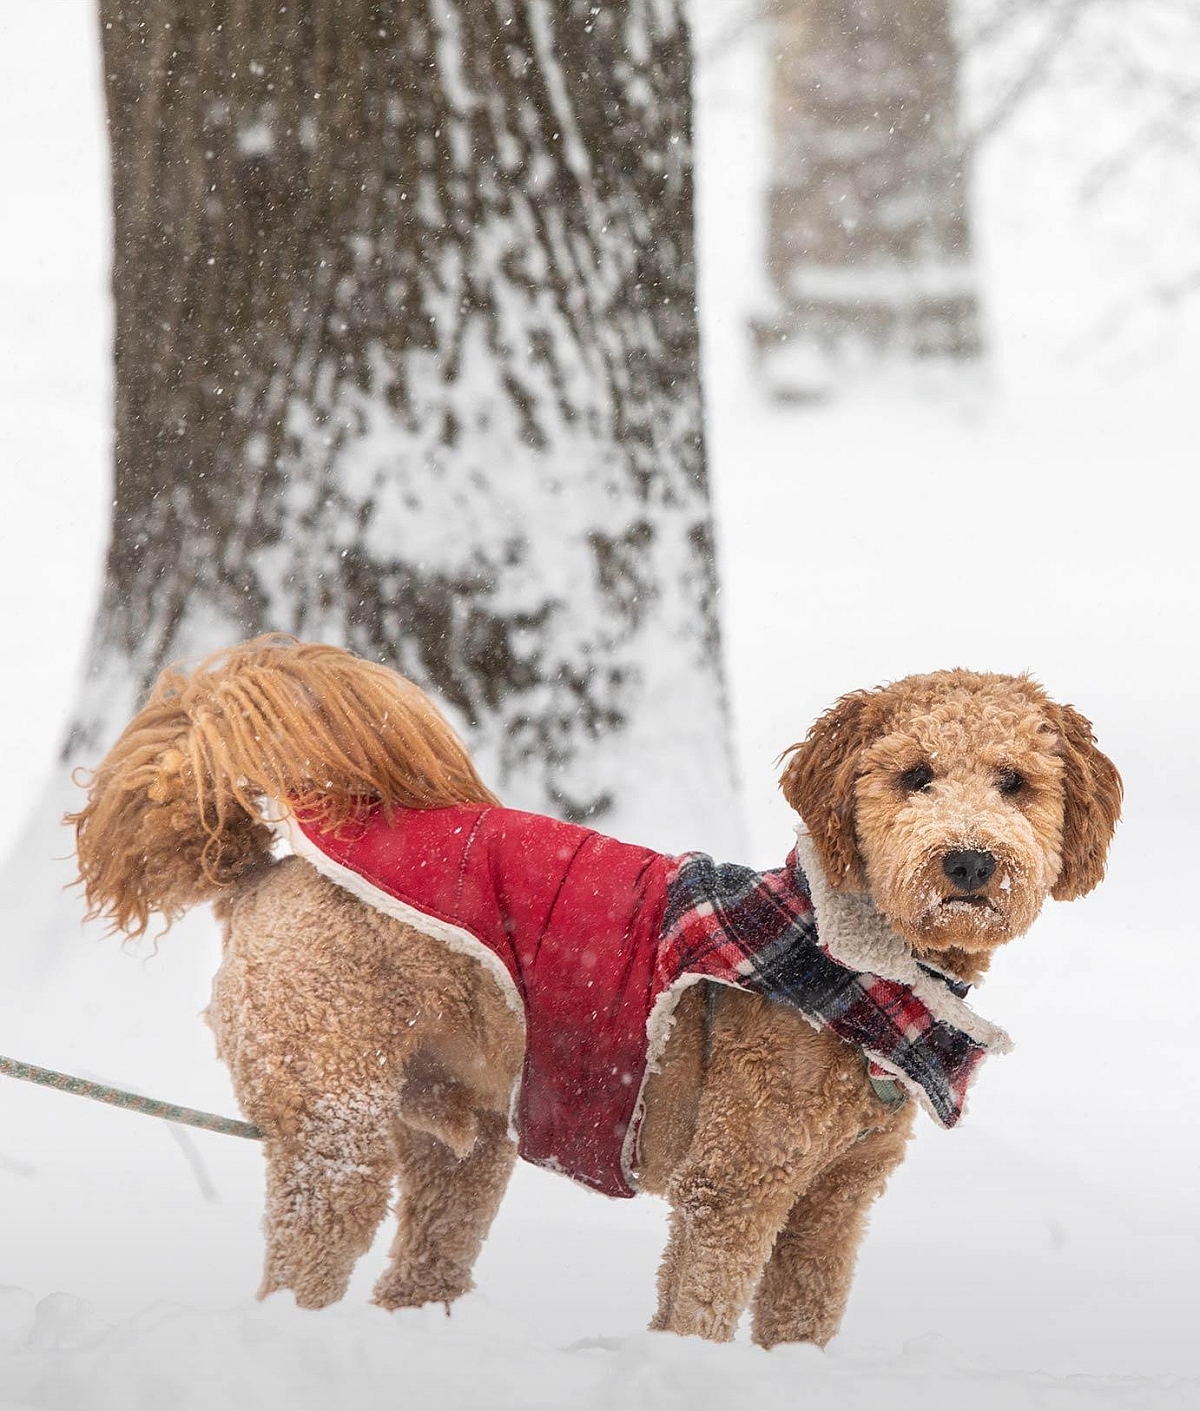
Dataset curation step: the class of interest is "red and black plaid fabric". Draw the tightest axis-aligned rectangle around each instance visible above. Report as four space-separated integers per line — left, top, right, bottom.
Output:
659 851 987 1127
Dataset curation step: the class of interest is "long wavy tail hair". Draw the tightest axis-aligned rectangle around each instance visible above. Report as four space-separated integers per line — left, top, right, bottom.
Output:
68 635 499 938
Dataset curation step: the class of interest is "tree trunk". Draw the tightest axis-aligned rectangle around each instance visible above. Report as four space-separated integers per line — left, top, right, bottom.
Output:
753 0 983 398
83 0 737 845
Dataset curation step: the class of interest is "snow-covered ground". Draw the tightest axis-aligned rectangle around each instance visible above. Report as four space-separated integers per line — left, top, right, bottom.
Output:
1 3 1198 1407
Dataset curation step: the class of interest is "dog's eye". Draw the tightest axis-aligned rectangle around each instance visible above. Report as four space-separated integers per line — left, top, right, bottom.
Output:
899 764 934 793
997 769 1025 796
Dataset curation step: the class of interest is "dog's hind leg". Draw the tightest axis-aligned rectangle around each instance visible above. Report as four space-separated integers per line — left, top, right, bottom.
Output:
257 1094 397 1310
372 1111 516 1312
750 1113 912 1348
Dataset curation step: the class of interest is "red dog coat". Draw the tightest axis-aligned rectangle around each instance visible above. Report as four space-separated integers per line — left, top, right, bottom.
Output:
286 803 1010 1198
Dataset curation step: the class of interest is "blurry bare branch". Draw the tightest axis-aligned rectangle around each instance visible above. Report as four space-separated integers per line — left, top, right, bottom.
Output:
966 0 1094 150
695 0 766 62
0 1150 36 1178
962 0 1200 146
1080 81 1200 201
960 0 1200 346
959 0 1040 51
167 1124 220 1204
1063 261 1200 373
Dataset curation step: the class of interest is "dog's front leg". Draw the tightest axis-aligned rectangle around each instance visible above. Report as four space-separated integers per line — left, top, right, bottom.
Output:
653 1147 802 1342
751 1110 912 1347
650 993 855 1343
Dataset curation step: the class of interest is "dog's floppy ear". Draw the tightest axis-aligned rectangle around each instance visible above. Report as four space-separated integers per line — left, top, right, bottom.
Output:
1047 702 1122 901
779 690 882 891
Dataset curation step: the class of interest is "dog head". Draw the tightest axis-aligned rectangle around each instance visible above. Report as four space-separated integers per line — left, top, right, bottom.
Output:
780 671 1121 961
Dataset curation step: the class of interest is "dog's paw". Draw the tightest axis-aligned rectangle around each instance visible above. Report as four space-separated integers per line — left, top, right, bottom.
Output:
372 1268 473 1312
257 1277 346 1311
649 1298 739 1343
258 1257 354 1310
751 1317 828 1350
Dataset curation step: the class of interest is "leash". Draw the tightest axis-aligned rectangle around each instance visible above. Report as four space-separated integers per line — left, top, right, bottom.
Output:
0 1053 263 1141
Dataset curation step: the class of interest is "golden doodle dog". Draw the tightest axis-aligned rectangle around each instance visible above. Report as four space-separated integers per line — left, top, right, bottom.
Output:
70 637 1120 1346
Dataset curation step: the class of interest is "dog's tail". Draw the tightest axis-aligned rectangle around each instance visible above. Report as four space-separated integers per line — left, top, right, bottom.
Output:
68 634 499 938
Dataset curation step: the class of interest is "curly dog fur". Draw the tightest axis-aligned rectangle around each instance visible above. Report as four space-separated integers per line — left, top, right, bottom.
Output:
70 637 1121 1345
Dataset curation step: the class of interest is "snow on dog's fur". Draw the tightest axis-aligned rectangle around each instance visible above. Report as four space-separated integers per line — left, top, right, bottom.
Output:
70 637 1120 1346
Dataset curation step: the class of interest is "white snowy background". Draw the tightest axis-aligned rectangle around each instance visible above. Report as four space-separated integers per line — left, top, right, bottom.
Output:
0 3 1197 1408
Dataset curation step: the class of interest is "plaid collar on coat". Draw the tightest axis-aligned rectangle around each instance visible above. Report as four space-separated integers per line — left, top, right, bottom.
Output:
656 836 1011 1127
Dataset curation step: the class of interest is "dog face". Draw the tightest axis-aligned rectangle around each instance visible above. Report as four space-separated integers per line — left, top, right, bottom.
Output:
781 671 1122 957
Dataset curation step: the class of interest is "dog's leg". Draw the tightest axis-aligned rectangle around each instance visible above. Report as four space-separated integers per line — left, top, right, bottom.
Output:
257 1098 397 1310
650 995 862 1343
651 1133 802 1342
750 1116 912 1348
372 1110 516 1312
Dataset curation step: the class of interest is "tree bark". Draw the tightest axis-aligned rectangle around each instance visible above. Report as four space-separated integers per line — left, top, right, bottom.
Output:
83 0 736 839
754 0 982 395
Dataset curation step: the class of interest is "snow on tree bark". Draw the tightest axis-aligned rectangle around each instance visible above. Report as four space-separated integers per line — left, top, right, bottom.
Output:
753 0 983 397
83 0 737 842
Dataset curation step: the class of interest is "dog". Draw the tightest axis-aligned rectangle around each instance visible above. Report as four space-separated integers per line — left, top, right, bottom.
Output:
69 637 1121 1345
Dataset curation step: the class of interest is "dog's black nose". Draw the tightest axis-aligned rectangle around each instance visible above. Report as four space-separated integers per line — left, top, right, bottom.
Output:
942 849 996 892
